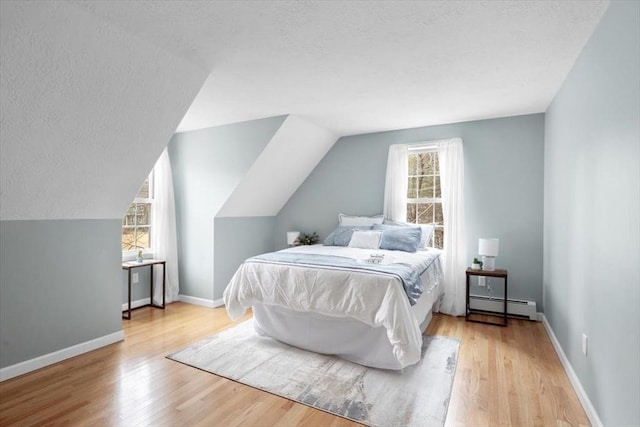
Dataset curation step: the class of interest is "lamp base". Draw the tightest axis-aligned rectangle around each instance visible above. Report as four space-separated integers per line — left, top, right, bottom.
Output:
482 256 496 271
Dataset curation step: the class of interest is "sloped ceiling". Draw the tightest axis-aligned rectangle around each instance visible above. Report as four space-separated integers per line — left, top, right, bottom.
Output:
217 115 338 217
1 1 609 221
0 1 208 220
77 0 608 135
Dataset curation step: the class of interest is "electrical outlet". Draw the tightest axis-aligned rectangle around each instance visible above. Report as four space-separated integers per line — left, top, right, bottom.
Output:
582 334 588 356
478 277 486 287
133 273 139 284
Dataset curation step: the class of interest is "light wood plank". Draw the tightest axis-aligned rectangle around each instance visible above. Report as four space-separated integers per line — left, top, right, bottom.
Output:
0 303 590 426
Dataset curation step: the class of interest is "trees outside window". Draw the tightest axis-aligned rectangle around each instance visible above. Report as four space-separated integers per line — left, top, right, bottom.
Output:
122 173 153 252
406 150 443 248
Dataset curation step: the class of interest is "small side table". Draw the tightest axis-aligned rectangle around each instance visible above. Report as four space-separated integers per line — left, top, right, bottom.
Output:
465 268 508 327
122 259 166 320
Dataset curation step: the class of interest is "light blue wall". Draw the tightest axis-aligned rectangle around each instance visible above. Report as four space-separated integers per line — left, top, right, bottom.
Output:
0 219 122 369
213 216 276 300
544 1 639 425
121 268 152 304
168 116 286 301
275 114 545 307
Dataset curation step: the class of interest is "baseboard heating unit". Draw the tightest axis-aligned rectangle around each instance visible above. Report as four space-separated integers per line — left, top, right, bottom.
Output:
469 295 538 321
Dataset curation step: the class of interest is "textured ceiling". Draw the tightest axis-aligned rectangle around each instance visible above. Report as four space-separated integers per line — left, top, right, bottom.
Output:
79 1 608 135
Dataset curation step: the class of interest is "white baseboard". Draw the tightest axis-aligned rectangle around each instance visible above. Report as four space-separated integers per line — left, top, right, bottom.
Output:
121 297 151 311
542 315 602 427
178 294 224 308
0 330 124 382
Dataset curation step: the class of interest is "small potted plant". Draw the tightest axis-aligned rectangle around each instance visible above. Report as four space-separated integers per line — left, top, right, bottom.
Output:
137 250 144 263
295 232 320 246
471 257 483 270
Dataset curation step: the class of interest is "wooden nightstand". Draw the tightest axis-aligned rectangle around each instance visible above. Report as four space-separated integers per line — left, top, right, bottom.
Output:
465 268 508 327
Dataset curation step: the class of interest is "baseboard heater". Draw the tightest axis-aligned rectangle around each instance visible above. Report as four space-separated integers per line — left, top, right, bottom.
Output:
469 295 537 321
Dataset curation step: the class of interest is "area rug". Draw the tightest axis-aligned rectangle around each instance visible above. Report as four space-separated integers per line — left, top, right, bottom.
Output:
167 320 459 427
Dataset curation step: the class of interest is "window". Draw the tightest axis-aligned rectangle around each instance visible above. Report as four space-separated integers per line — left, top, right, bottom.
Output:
122 173 153 253
406 148 444 248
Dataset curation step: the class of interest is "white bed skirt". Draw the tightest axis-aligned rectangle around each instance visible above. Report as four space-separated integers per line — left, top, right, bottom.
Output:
252 282 442 370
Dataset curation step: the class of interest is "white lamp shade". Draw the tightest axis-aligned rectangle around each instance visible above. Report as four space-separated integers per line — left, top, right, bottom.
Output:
287 231 300 245
479 238 499 256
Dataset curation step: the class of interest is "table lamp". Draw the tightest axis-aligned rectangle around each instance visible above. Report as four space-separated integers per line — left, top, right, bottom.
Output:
287 231 300 246
479 238 499 271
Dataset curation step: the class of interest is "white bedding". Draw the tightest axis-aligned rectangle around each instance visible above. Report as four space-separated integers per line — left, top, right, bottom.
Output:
223 244 443 369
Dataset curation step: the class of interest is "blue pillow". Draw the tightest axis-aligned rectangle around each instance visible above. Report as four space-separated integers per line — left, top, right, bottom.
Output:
376 226 422 252
324 226 372 246
377 221 432 249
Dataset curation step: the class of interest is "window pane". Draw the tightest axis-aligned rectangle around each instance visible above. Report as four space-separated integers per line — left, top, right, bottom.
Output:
122 228 136 251
406 203 417 223
424 152 436 175
407 177 417 198
419 176 435 198
137 178 149 199
408 154 417 175
416 203 433 224
434 176 441 198
415 153 424 175
136 203 151 226
123 204 136 226
435 203 444 225
433 227 444 249
135 226 150 250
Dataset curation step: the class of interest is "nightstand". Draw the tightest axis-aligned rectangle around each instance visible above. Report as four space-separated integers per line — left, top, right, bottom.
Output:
465 268 508 327
122 259 166 319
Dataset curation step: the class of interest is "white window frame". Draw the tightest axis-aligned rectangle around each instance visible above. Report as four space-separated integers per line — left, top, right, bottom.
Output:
122 171 154 259
406 144 444 248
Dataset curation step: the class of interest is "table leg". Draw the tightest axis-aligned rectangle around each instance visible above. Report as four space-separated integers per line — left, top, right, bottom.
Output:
465 274 470 321
162 262 166 309
150 264 154 307
504 275 508 326
123 269 131 320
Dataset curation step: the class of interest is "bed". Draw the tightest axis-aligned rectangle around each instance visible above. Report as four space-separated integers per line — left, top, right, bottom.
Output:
223 237 444 370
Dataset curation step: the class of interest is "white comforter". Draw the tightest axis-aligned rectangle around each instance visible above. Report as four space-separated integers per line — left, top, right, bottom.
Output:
223 244 442 368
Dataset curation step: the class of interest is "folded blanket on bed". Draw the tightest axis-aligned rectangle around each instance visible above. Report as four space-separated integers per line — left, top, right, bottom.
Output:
247 252 431 305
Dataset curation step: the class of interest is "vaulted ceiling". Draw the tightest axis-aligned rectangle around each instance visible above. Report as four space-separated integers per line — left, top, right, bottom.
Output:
1 1 609 221
78 0 609 135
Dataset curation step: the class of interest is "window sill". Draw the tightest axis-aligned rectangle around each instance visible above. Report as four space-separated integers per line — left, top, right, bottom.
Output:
122 251 153 262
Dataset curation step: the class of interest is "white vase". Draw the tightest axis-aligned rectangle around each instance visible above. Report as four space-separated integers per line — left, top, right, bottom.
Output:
471 263 481 270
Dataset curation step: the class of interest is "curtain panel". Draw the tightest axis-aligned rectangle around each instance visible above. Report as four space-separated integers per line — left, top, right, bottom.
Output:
151 148 180 305
383 144 408 222
382 138 466 316
437 138 466 316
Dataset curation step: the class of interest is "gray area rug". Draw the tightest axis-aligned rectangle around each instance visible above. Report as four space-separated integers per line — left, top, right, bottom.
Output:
167 320 459 427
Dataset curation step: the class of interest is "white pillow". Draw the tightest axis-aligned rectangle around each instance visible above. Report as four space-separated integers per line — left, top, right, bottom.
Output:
348 230 383 249
419 224 435 248
339 213 384 227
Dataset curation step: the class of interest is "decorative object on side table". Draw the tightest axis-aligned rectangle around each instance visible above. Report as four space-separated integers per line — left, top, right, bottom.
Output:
137 250 144 263
478 238 499 271
471 257 482 270
366 253 385 264
295 232 319 246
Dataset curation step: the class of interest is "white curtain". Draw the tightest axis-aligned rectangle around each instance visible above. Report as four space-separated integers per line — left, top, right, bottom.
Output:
151 148 180 305
437 138 467 316
383 144 408 222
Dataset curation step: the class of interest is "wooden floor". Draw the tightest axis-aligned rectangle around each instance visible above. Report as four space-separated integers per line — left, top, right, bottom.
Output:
0 302 589 426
